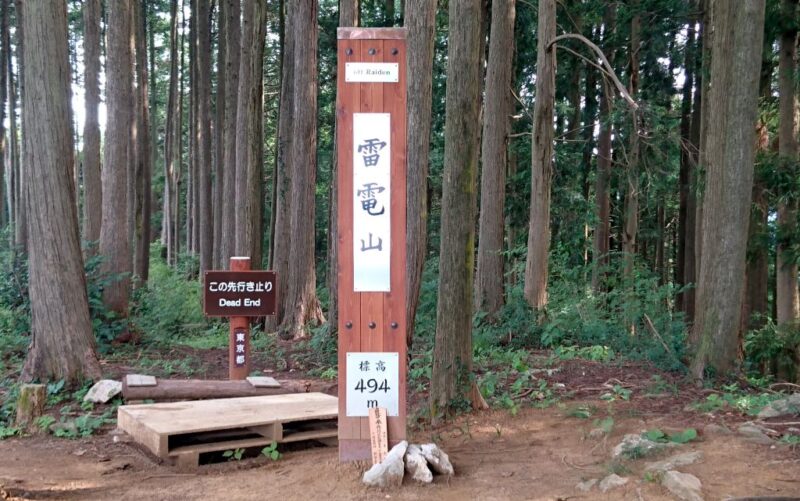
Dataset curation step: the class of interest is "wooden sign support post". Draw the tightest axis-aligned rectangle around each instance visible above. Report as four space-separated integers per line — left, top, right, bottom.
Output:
336 27 408 461
228 257 251 380
203 258 277 381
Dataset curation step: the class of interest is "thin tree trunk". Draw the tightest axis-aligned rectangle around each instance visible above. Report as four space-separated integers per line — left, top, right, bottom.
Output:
163 0 179 264
591 5 616 293
133 0 152 283
777 0 800 326
13 0 26 252
82 0 101 251
213 0 226 269
269 0 294 330
0 0 8 229
220 0 240 268
622 3 640 284
197 0 212 273
475 0 515 316
20 0 101 383
280 0 324 339
404 0 436 346
523 0 556 309
100 0 133 316
690 0 765 379
431 0 484 418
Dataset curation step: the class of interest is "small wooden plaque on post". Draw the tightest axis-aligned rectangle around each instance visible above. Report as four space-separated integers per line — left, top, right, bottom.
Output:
368 407 389 465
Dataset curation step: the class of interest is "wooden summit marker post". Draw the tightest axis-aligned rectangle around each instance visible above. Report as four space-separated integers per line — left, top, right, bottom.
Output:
336 27 407 461
204 257 277 380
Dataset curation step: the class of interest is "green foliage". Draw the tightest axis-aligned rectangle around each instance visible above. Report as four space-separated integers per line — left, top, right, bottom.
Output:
643 428 697 444
0 424 17 439
223 448 245 461
744 318 800 379
690 384 780 416
261 441 281 461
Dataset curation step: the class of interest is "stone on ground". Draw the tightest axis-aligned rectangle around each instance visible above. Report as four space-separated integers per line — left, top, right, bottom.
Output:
661 470 703 501
599 474 628 492
575 478 597 492
736 423 773 445
702 424 731 436
757 393 800 419
15 384 46 431
612 433 675 459
419 443 454 476
645 451 703 473
84 380 122 404
362 440 408 488
404 444 433 483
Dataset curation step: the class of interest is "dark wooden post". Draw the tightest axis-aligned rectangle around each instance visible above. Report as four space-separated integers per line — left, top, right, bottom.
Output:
229 256 251 379
336 27 408 461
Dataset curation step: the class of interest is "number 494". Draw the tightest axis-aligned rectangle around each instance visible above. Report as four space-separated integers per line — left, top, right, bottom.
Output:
354 378 390 393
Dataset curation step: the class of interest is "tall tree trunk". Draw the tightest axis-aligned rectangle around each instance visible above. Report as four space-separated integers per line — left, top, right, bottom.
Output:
591 5 616 292
431 0 483 418
385 0 394 26
280 0 324 339
268 0 294 330
475 0 515 316
622 2 640 284
404 0 436 346
677 14 697 313
12 0 25 252
220 0 240 269
340 0 359 26
163 0 179 265
581 26 598 266
0 0 7 229
777 0 800 326
744 119 771 332
133 0 152 284
212 0 225 269
82 0 101 251
523 0 556 309
100 0 133 316
197 0 212 273
690 0 765 379
19 0 101 384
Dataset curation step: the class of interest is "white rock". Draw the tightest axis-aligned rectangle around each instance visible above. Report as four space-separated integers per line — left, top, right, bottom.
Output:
757 393 800 419
612 434 674 459
575 479 597 492
83 380 122 404
661 470 703 501
645 451 703 473
599 474 628 492
588 427 607 440
404 444 433 483
419 443 454 476
363 441 408 488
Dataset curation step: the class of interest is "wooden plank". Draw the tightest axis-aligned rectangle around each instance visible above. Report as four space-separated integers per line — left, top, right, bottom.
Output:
383 35 408 444
118 393 337 445
246 376 281 388
337 27 407 40
337 36 362 450
125 374 157 387
368 407 388 465
121 377 315 401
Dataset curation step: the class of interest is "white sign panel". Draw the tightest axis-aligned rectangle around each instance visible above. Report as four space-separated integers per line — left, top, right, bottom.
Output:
345 62 399 83
346 352 399 417
353 113 391 292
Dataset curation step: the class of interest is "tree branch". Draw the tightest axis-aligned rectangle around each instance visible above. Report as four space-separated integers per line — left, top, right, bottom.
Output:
548 33 639 110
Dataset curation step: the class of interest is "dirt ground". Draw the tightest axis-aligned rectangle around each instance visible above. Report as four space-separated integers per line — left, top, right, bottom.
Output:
2 400 800 500
2 354 800 500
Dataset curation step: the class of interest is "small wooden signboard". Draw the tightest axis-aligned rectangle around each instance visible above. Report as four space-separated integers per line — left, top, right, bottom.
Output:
368 407 388 465
336 27 408 461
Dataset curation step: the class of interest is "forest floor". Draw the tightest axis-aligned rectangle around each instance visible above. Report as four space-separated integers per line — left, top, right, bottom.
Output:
1 346 800 500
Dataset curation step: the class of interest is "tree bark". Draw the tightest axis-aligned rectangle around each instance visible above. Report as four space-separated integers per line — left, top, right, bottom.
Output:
404 0 436 346
133 0 152 284
280 0 324 339
12 0 25 252
340 0 359 26
163 0 180 265
234 0 265 265
268 0 294 330
212 0 226 269
82 0 101 251
523 0 556 309
475 0 515 317
690 0 765 379
777 0 800 326
99 0 133 316
0 0 8 229
197 0 212 273
220 0 240 269
19 0 101 383
591 5 616 293
622 2 640 284
431 0 483 418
